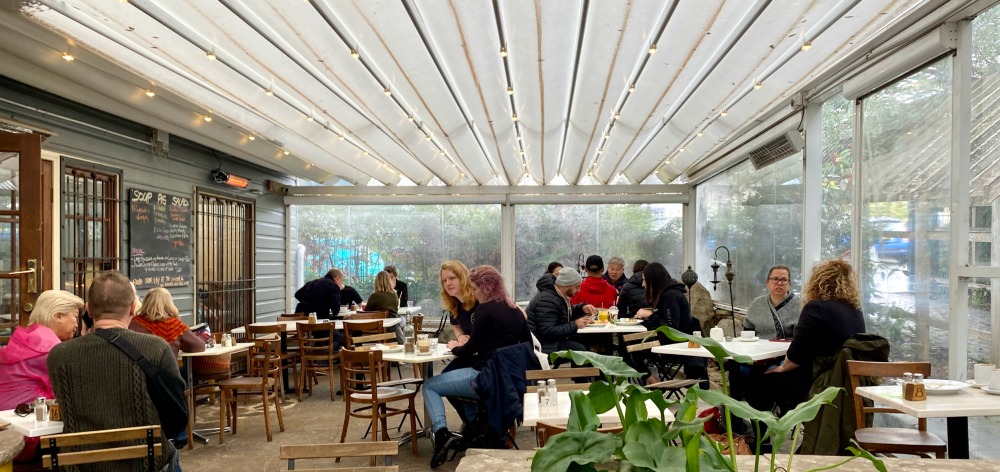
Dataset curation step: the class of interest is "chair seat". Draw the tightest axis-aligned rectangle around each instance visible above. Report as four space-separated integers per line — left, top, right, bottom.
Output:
856 427 947 450
349 387 416 401
218 376 276 389
377 377 424 389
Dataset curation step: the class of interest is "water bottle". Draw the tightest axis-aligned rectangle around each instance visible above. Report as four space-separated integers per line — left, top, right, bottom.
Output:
403 313 415 354
34 397 48 422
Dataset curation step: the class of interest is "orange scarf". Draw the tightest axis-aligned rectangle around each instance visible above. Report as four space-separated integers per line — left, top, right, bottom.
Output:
133 316 189 343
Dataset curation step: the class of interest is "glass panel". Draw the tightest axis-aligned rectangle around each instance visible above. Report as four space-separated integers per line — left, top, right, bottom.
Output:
970 6 1000 271
821 94 854 260
860 57 951 375
695 154 803 305
0 150 18 332
513 204 683 301
295 205 500 317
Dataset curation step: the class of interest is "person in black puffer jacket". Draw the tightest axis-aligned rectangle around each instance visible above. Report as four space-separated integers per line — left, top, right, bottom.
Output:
616 259 649 318
526 268 597 354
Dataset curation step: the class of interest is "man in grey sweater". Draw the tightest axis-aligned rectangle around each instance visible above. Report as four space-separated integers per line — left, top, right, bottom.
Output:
743 265 801 340
48 271 184 472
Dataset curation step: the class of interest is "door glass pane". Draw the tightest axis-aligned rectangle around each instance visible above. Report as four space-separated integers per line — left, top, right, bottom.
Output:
860 57 951 376
0 150 18 333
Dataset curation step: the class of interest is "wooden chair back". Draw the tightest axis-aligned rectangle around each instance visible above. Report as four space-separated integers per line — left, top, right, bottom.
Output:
246 323 283 341
535 421 622 447
279 441 399 471
847 360 932 430
340 349 384 400
622 330 660 351
526 367 600 392
41 425 162 471
343 320 386 349
352 310 388 320
297 322 336 356
278 313 308 321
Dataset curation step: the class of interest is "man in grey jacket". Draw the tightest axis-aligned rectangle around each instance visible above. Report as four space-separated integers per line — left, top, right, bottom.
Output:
526 268 597 354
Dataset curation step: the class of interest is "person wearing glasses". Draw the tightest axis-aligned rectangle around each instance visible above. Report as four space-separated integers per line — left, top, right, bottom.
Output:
744 265 801 341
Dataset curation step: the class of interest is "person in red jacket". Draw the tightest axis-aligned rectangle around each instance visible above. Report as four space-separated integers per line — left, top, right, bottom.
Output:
570 255 618 309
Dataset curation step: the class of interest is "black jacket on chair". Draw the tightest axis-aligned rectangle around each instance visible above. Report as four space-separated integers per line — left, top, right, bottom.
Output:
472 342 541 446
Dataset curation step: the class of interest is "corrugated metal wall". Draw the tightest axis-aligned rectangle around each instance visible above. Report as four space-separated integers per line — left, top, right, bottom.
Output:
0 76 293 324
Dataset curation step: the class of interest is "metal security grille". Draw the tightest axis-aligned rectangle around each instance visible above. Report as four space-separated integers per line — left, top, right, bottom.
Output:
195 191 255 335
61 166 123 300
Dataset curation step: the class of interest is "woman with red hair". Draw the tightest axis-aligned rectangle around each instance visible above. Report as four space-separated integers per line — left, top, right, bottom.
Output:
425 265 531 468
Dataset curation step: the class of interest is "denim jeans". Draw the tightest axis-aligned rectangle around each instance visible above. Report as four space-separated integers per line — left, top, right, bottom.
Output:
422 367 479 432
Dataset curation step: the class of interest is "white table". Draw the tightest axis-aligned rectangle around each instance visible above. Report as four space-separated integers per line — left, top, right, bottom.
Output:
856 384 1000 459
0 409 63 437
178 342 254 444
397 306 422 315
576 323 648 334
651 339 790 361
380 343 455 364
522 391 675 427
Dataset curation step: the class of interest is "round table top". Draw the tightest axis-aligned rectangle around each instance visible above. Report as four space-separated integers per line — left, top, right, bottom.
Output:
0 428 25 464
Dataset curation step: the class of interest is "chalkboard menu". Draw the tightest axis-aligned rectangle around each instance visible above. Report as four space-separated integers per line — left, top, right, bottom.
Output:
128 188 192 288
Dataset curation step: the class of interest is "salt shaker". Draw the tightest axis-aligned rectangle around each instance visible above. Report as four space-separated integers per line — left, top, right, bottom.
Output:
536 381 548 409
222 333 233 347
34 396 48 422
547 379 559 408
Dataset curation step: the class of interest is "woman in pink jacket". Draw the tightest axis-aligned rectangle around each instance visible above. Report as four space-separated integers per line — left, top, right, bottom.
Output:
0 290 84 463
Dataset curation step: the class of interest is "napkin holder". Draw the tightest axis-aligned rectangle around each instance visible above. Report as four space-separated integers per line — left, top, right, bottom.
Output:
903 382 926 401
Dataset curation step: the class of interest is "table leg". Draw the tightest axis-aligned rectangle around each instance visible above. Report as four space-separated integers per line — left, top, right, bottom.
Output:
186 359 194 449
946 417 969 459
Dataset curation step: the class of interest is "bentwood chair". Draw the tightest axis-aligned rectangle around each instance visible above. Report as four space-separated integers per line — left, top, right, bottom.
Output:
352 310 389 320
846 360 947 458
296 321 338 401
338 349 419 459
246 323 298 395
42 425 163 471
622 331 699 400
279 441 399 470
218 339 285 442
526 367 600 392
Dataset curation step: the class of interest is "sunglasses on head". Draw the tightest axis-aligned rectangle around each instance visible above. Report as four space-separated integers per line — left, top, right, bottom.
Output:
14 402 33 417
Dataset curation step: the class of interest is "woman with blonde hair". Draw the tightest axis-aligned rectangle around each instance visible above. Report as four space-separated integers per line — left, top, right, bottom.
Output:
748 260 866 416
0 290 84 462
365 271 399 317
439 260 477 347
130 287 205 355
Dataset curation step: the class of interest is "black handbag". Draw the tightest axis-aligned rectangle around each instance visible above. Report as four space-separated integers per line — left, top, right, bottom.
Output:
94 329 189 438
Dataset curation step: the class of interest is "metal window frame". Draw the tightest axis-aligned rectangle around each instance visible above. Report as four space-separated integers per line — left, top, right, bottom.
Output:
60 158 124 301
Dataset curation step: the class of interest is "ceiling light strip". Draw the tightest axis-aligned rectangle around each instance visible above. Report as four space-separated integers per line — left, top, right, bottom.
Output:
552 0 591 184
611 0 771 178
492 0 530 182
314 0 472 184
582 0 679 184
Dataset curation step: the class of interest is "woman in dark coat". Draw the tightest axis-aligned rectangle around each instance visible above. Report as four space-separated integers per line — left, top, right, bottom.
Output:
634 262 707 387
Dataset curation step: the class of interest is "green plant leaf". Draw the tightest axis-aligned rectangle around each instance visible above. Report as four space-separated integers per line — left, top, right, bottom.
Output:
694 388 778 427
621 420 685 471
531 430 620 472
587 379 619 414
846 441 887 472
770 387 842 451
550 350 644 377
653 326 755 365
566 390 601 432
623 390 650 430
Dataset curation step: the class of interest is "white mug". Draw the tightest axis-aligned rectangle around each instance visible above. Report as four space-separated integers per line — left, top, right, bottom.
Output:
709 327 725 342
974 363 996 385
741 330 755 340
991 369 1000 391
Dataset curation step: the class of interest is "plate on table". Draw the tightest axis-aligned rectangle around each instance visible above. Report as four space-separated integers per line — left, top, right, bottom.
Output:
372 344 403 353
616 319 643 326
587 322 608 328
737 336 760 342
967 380 989 388
922 379 969 394
983 386 1000 395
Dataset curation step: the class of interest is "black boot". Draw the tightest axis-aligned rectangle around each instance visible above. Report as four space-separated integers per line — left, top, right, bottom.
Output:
431 429 455 469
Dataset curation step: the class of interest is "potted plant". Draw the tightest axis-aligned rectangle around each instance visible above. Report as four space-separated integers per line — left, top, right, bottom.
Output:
531 326 886 472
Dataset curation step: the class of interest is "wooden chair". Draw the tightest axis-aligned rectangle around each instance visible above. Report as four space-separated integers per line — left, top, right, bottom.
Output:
41 425 163 471
338 349 419 459
526 367 600 392
218 339 285 442
352 310 388 320
846 360 947 458
279 441 398 471
278 313 308 351
623 331 698 400
535 421 623 447
297 321 338 401
247 323 298 394
343 320 387 350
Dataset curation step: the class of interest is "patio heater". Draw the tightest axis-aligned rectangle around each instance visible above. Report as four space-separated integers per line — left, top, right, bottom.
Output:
709 246 737 339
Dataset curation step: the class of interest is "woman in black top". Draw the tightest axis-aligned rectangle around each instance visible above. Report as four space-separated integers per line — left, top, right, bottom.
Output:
748 259 867 414
634 262 707 387
425 265 530 468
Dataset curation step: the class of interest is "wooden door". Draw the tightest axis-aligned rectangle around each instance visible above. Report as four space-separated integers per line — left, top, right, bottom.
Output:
0 131 44 332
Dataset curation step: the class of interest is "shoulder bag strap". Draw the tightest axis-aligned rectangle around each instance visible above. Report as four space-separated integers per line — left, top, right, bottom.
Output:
93 329 159 378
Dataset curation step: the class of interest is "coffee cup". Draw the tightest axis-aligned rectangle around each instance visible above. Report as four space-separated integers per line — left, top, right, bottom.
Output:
974 363 996 385
741 330 755 340
991 369 1000 391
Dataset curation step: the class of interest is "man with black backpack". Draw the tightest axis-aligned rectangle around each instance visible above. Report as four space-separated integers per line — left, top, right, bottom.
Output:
48 270 186 472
